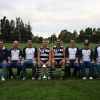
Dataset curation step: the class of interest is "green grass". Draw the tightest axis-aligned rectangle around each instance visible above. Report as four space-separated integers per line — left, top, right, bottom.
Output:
0 43 100 100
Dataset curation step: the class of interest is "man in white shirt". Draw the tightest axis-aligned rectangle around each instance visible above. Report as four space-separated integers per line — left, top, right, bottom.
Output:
80 41 94 80
7 41 22 79
94 45 100 79
65 38 79 79
21 39 37 80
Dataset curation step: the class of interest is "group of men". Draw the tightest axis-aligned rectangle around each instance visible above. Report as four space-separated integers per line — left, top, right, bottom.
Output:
0 38 100 81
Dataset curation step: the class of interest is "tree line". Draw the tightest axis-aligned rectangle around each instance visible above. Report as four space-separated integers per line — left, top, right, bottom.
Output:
0 16 100 43
0 16 32 42
57 28 100 43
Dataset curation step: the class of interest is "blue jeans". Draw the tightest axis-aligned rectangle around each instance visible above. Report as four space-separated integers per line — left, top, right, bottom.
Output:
21 59 37 77
96 61 100 77
66 60 79 77
7 60 21 76
0 62 7 78
80 61 94 77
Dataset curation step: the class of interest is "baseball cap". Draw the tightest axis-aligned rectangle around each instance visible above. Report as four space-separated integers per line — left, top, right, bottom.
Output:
84 40 89 45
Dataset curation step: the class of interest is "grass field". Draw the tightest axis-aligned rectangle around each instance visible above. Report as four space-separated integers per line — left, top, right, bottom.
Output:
0 43 100 100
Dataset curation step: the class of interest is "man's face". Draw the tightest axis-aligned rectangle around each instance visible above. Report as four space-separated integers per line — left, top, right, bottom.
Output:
0 41 4 48
70 40 75 46
13 41 19 48
42 40 47 47
27 40 33 46
56 39 61 46
84 44 89 49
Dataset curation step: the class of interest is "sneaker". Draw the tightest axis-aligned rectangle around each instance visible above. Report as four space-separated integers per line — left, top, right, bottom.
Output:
38 75 42 80
52 75 56 80
1 77 5 81
47 75 51 80
89 77 93 80
82 77 86 80
32 77 35 80
60 75 65 80
23 77 26 80
17 76 20 79
11 76 13 79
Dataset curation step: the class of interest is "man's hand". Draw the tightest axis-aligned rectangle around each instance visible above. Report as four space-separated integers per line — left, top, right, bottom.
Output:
91 61 95 64
17 60 21 63
74 60 78 63
7 61 11 63
97 59 100 62
66 60 70 63
21 58 24 61
80 61 83 63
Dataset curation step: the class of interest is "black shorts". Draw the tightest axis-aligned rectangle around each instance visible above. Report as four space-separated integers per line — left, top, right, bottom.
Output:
41 60 48 63
55 60 61 65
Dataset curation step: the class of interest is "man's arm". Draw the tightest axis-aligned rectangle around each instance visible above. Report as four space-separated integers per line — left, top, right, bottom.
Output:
38 48 41 62
34 47 38 61
49 48 51 61
65 47 70 63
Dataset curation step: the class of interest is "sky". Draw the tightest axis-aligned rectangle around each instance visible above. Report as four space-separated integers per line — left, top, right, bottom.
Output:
0 0 100 38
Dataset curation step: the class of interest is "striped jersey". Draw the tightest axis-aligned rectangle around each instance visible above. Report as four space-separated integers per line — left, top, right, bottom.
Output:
40 47 50 62
53 46 64 61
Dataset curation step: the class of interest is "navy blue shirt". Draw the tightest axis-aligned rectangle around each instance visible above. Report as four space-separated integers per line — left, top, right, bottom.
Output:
0 47 8 62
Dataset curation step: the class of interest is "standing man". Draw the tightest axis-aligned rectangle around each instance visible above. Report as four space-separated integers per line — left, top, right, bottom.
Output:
38 39 51 80
51 38 65 80
0 39 8 81
94 45 100 79
80 40 94 80
7 41 22 79
65 38 79 79
21 39 37 80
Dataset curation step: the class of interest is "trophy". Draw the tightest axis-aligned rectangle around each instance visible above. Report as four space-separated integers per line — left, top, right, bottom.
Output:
42 64 47 79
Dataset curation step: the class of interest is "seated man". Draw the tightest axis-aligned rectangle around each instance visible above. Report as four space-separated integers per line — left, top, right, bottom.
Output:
94 45 100 80
51 38 65 80
0 39 8 81
7 41 22 79
80 40 94 80
38 39 51 80
21 39 37 80
65 38 79 79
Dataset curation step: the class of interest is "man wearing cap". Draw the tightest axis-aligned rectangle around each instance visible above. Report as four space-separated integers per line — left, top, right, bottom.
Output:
79 40 94 80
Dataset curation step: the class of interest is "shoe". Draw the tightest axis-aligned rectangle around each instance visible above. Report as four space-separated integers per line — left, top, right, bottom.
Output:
98 77 100 80
23 77 26 80
38 75 42 80
1 77 5 81
82 77 86 80
52 75 56 80
47 75 51 80
89 77 93 80
32 77 35 80
17 76 20 79
11 76 13 79
60 75 65 80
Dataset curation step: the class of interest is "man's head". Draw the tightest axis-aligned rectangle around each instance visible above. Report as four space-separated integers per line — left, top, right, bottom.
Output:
13 41 19 48
42 39 47 47
70 38 76 47
27 39 33 47
56 38 61 46
84 40 89 49
0 39 4 49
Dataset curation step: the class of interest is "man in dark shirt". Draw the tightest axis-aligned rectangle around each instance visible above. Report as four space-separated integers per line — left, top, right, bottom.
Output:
0 39 8 81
